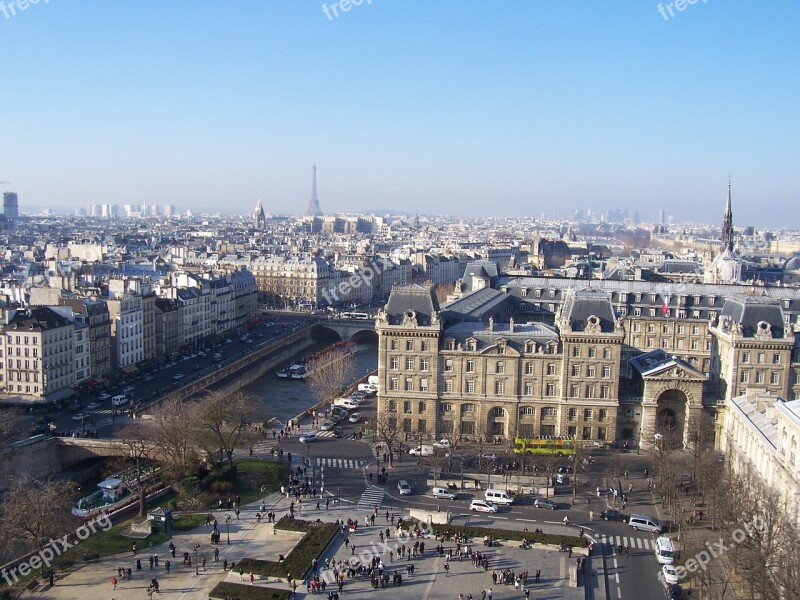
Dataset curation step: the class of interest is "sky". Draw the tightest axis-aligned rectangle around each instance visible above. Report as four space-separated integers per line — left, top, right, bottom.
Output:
1 0 798 226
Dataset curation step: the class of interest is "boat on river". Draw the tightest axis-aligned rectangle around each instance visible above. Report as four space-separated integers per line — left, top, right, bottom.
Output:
278 342 360 381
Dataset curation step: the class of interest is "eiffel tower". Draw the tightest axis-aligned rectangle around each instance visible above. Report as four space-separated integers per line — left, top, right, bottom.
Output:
306 165 323 216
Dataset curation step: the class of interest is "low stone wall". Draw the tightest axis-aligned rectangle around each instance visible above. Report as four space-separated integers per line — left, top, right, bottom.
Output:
409 508 451 525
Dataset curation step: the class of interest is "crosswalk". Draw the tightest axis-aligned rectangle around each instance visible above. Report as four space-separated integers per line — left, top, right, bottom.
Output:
316 430 357 439
600 534 657 551
357 486 385 508
316 457 365 470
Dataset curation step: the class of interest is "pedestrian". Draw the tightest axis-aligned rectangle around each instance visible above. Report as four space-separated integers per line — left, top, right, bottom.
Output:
326 498 330 510
535 569 540 582
250 572 255 585
149 555 154 569
112 576 118 591
165 560 171 573
524 588 530 599
589 510 594 521
444 562 449 576
214 548 219 562
223 559 228 571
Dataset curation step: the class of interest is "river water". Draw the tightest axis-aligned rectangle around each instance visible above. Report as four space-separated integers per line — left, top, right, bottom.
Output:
245 340 378 425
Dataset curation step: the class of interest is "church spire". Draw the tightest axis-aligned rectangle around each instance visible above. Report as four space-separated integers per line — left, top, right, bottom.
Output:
721 176 734 253
254 198 266 229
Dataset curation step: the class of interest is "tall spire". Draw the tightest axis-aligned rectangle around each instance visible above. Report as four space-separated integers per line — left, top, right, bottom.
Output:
306 164 323 216
721 175 734 253
254 198 265 229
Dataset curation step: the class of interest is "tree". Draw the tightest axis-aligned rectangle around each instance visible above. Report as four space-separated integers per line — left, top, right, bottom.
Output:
538 455 562 499
192 389 253 476
0 475 76 550
569 441 591 504
374 412 401 469
685 411 716 482
149 397 199 481
0 407 25 448
305 346 355 409
114 422 158 517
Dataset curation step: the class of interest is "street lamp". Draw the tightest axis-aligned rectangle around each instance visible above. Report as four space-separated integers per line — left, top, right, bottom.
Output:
337 487 341 505
225 516 231 545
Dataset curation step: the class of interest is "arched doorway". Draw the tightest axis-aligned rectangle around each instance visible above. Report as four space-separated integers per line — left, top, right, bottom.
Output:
487 406 508 441
655 389 688 447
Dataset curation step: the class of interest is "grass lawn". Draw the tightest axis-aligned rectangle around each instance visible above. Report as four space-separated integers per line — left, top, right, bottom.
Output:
171 513 209 530
231 460 289 505
54 522 170 565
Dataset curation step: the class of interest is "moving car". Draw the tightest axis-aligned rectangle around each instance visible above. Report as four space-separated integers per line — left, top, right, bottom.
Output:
470 500 498 513
299 433 319 443
533 498 557 510
98 392 111 400
432 487 457 500
123 385 135 394
319 421 334 431
481 452 497 461
173 373 185 380
348 412 361 423
397 480 412 495
433 439 451 449
86 402 101 410
112 395 128 407
409 445 434 457
332 426 344 438
600 509 628 522
661 564 679 586
71 412 89 422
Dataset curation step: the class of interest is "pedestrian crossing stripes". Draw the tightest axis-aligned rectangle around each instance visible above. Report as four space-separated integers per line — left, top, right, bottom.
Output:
357 486 385 508
316 430 356 439
315 457 365 470
601 534 655 551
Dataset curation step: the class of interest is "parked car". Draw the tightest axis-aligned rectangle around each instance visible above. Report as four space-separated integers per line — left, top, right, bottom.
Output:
123 385 135 394
319 421 334 431
173 373 185 380
299 433 318 443
664 584 685 600
661 564 679 586
409 445 434 457
433 439 451 449
470 500 498 513
86 402 101 410
601 509 628 522
397 480 412 495
534 498 558 510
98 392 111 400
481 452 497 461
348 412 361 423
71 412 89 422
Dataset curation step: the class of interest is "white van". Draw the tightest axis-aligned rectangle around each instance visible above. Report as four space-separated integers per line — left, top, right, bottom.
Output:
333 398 359 410
628 514 663 534
367 375 379 386
655 537 676 564
409 445 434 457
484 488 514 506
112 395 128 407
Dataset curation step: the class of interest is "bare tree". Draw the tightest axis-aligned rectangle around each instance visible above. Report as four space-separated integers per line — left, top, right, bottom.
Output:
686 411 716 481
569 440 591 504
0 475 76 550
374 412 401 468
192 389 253 476
305 346 355 409
114 422 159 517
149 397 198 481
538 455 562 499
0 407 25 448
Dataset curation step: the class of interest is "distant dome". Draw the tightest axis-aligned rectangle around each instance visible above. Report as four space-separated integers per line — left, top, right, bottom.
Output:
784 255 800 271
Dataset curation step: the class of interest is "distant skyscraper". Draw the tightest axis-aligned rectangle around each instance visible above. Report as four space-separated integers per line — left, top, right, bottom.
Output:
658 209 665 225
721 177 734 252
3 192 19 228
306 165 323 216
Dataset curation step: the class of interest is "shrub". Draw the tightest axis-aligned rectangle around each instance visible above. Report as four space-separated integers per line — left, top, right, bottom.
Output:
428 523 588 548
209 582 292 600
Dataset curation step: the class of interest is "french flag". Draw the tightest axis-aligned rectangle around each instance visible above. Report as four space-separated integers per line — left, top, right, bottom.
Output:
662 294 671 316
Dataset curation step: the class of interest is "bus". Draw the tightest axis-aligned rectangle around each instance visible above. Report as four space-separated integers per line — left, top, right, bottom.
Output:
513 437 577 456
341 312 371 320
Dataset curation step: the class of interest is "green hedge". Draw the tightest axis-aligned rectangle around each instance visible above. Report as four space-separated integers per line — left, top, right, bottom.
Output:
209 582 292 600
429 523 588 548
235 518 338 579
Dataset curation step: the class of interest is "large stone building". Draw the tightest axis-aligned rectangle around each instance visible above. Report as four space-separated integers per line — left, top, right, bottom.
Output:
376 281 800 451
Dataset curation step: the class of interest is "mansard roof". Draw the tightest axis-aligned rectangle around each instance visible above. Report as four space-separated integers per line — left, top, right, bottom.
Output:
559 288 617 333
443 321 559 350
719 296 785 338
384 284 440 326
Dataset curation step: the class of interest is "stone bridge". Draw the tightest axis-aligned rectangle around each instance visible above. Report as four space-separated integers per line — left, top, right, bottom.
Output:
310 318 377 342
55 437 160 469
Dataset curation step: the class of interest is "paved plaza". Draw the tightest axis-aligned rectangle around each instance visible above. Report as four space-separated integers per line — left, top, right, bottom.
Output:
19 488 602 600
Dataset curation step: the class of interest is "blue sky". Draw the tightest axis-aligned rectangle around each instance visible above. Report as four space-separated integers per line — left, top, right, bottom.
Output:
1 0 798 225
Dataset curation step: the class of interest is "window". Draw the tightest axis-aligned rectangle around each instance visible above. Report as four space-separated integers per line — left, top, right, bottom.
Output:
440 403 453 413
602 365 611 378
742 352 750 363
492 407 504 417
582 427 592 440
385 400 396 412
405 357 414 370
444 379 454 393
524 382 533 395
597 427 606 440
692 325 700 335
567 426 577 438
421 340 429 351
417 419 427 433
583 409 592 420
603 347 611 359
755 371 765 384
568 408 577 420
585 385 594 398
390 339 398 350
462 403 475 413
404 377 413 391
406 340 414 351
588 347 596 358
420 378 428 391
600 385 610 399
418 401 426 413
740 371 749 383
402 418 412 432
525 362 534 375
460 421 476 435
661 338 669 349
494 381 504 394
466 380 475 394
547 363 556 375
770 372 780 385
390 377 399 391
466 360 475 373
391 357 399 370
520 406 535 416
571 364 580 377
599 409 607 422
545 383 555 396
403 400 411 413
570 384 579 398
773 353 781 364
572 346 580 357
758 353 765 364
647 324 655 333
587 365 596 378
495 361 505 374
420 358 429 371
542 407 556 417
445 359 453 371
691 339 699 350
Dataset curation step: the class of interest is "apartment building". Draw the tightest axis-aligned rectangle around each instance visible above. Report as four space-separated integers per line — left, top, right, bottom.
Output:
106 295 144 370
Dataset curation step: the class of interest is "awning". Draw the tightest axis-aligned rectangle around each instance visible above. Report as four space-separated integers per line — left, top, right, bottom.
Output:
122 365 138 374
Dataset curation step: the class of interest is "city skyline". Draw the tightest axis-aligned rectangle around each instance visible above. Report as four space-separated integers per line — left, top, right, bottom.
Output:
2 1 798 225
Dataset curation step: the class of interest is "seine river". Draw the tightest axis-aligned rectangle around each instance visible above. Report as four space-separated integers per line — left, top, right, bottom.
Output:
245 340 377 425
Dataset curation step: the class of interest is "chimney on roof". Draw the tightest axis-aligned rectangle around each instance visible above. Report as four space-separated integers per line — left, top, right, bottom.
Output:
488 316 494 332
509 317 514 333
